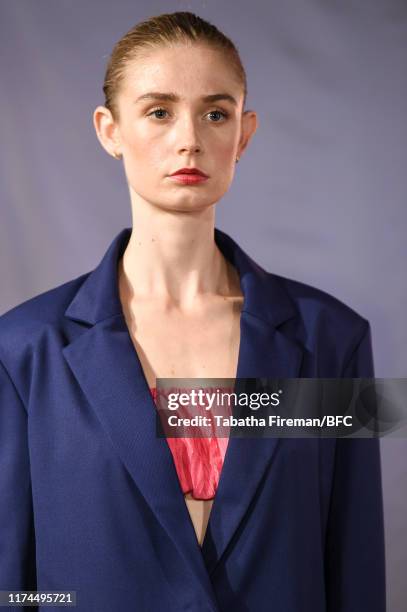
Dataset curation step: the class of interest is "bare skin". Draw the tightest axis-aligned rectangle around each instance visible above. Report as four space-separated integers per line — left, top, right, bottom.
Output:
93 42 258 546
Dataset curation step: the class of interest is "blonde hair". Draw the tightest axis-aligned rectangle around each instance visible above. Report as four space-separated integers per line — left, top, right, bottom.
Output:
102 11 247 120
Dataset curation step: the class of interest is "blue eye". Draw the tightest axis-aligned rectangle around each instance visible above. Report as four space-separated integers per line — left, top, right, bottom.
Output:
148 107 168 119
208 110 228 122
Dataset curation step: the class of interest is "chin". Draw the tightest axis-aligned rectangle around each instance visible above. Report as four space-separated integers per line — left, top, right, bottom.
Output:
166 188 215 203
170 199 213 211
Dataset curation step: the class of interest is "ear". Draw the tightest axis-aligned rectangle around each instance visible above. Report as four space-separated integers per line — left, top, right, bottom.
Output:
93 105 121 158
237 110 258 160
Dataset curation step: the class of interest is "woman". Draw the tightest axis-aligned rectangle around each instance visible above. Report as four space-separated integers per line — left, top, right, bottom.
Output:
0 11 385 612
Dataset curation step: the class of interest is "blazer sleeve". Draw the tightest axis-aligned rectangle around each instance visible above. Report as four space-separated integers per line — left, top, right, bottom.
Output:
0 357 37 609
325 321 386 611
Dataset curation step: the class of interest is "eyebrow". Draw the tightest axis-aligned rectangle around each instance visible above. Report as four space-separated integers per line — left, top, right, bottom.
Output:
134 92 238 106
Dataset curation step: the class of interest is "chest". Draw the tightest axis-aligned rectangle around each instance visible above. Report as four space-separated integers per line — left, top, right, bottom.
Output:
122 299 244 388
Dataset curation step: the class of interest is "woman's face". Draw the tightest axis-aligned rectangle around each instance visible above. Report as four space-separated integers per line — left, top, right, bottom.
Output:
108 43 256 212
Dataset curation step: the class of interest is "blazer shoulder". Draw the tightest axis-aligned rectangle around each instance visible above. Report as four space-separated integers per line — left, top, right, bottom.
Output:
0 272 90 359
269 271 370 338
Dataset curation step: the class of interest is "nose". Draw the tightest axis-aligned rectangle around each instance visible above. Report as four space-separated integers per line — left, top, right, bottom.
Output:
176 113 202 156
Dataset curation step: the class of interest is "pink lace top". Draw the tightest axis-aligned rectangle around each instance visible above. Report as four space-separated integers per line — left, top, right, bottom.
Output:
150 386 232 500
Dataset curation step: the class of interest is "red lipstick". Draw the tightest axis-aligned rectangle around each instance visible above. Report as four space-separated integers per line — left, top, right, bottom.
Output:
168 167 209 185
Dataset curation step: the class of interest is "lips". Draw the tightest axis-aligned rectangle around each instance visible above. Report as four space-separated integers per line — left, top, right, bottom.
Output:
170 167 209 178
168 173 208 185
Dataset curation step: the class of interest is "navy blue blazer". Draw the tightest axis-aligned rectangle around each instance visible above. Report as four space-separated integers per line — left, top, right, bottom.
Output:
0 227 385 612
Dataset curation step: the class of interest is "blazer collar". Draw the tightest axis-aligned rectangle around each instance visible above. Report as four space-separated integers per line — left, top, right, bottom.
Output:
64 226 296 328
62 226 302 608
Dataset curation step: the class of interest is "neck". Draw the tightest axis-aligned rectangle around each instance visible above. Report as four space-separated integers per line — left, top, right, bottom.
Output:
118 192 239 311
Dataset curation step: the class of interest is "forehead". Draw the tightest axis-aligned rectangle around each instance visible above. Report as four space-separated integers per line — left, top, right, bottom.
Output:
121 43 243 100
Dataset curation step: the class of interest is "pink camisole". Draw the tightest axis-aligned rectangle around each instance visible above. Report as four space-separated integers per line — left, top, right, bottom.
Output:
150 386 232 500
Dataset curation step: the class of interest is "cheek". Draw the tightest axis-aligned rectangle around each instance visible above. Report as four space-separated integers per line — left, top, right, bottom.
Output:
124 132 161 172
215 146 238 182
211 135 237 162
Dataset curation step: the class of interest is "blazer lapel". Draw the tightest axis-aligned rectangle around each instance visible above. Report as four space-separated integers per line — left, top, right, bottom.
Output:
200 313 303 574
62 229 219 609
62 226 303 592
62 316 219 608
201 230 303 574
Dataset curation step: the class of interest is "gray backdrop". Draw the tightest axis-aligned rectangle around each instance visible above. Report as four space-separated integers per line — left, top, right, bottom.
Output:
1 1 406 609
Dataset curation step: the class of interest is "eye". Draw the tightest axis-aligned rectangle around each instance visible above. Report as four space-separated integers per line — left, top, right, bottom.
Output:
207 109 229 122
147 107 168 120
